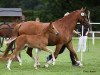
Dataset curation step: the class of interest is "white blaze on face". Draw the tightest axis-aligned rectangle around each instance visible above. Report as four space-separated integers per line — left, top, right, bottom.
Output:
81 12 85 16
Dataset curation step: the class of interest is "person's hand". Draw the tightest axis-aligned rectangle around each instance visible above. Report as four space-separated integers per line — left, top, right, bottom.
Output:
77 33 81 37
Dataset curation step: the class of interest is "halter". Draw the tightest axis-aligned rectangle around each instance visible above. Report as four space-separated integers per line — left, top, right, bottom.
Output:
52 25 59 35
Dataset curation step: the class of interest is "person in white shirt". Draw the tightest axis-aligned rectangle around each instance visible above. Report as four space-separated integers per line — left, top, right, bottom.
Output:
77 26 89 52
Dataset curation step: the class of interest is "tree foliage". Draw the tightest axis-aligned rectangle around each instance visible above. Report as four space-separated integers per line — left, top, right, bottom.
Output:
0 0 100 30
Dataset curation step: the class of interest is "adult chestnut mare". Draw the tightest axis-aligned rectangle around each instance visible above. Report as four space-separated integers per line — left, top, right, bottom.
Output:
3 8 90 66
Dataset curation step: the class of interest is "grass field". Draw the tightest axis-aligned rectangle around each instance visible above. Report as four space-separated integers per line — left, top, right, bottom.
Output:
0 39 100 75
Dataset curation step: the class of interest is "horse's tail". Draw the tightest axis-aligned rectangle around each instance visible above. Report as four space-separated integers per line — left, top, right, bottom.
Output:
4 37 17 44
12 23 22 37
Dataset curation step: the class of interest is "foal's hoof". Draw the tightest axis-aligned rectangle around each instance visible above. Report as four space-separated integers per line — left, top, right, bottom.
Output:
35 67 38 70
34 64 37 68
44 64 49 68
6 65 11 70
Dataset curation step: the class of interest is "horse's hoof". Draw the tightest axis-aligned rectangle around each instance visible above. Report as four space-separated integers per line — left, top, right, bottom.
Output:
52 62 55 65
76 61 83 67
79 63 83 67
19 63 22 66
35 67 38 70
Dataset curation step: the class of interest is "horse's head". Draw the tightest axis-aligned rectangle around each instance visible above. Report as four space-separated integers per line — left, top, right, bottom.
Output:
78 8 90 29
48 22 59 35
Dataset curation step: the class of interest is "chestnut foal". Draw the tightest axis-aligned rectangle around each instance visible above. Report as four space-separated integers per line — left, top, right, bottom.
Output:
6 22 59 70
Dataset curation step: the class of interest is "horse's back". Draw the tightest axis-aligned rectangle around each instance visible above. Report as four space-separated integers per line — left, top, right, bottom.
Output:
18 21 49 35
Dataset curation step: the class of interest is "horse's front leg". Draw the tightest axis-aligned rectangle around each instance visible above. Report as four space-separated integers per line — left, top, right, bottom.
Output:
46 44 63 63
65 41 83 67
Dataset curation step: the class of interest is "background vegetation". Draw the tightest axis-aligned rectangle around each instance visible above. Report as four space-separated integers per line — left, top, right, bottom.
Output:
0 0 100 30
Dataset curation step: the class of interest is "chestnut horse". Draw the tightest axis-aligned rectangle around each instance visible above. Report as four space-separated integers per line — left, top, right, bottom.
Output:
4 8 90 66
6 22 59 70
0 23 18 52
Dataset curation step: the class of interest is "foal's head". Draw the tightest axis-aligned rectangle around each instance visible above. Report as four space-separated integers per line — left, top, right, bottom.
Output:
77 8 90 29
46 22 59 35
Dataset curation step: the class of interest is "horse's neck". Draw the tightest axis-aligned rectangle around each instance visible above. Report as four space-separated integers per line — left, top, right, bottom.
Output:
55 12 79 34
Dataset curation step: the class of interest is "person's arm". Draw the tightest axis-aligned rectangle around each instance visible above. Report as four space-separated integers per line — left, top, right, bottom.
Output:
73 30 81 36
85 28 89 36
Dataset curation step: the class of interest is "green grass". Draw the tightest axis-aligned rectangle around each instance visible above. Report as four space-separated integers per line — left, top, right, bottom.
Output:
0 39 100 75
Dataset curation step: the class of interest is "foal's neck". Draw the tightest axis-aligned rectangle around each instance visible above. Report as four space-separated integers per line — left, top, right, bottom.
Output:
40 27 50 38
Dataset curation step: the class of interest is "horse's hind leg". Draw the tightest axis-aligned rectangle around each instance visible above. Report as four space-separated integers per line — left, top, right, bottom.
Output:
26 47 34 59
66 41 83 67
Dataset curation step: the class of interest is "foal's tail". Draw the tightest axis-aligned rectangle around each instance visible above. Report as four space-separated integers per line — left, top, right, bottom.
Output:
4 23 22 44
4 37 17 44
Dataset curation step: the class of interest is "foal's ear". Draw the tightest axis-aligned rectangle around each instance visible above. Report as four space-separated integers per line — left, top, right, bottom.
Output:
49 22 53 27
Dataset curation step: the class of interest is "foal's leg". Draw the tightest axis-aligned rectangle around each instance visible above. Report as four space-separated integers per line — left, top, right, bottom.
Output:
26 47 40 68
7 48 20 70
33 48 41 69
42 47 55 67
46 44 63 65
17 53 22 66
66 41 83 67
26 47 37 68
35 48 41 66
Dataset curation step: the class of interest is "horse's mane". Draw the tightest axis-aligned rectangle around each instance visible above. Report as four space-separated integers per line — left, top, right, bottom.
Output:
54 10 80 23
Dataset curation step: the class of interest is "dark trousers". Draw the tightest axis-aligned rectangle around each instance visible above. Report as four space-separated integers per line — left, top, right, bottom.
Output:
47 45 77 65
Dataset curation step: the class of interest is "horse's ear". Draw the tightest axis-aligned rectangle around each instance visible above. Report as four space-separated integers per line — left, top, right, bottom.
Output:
83 7 86 11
